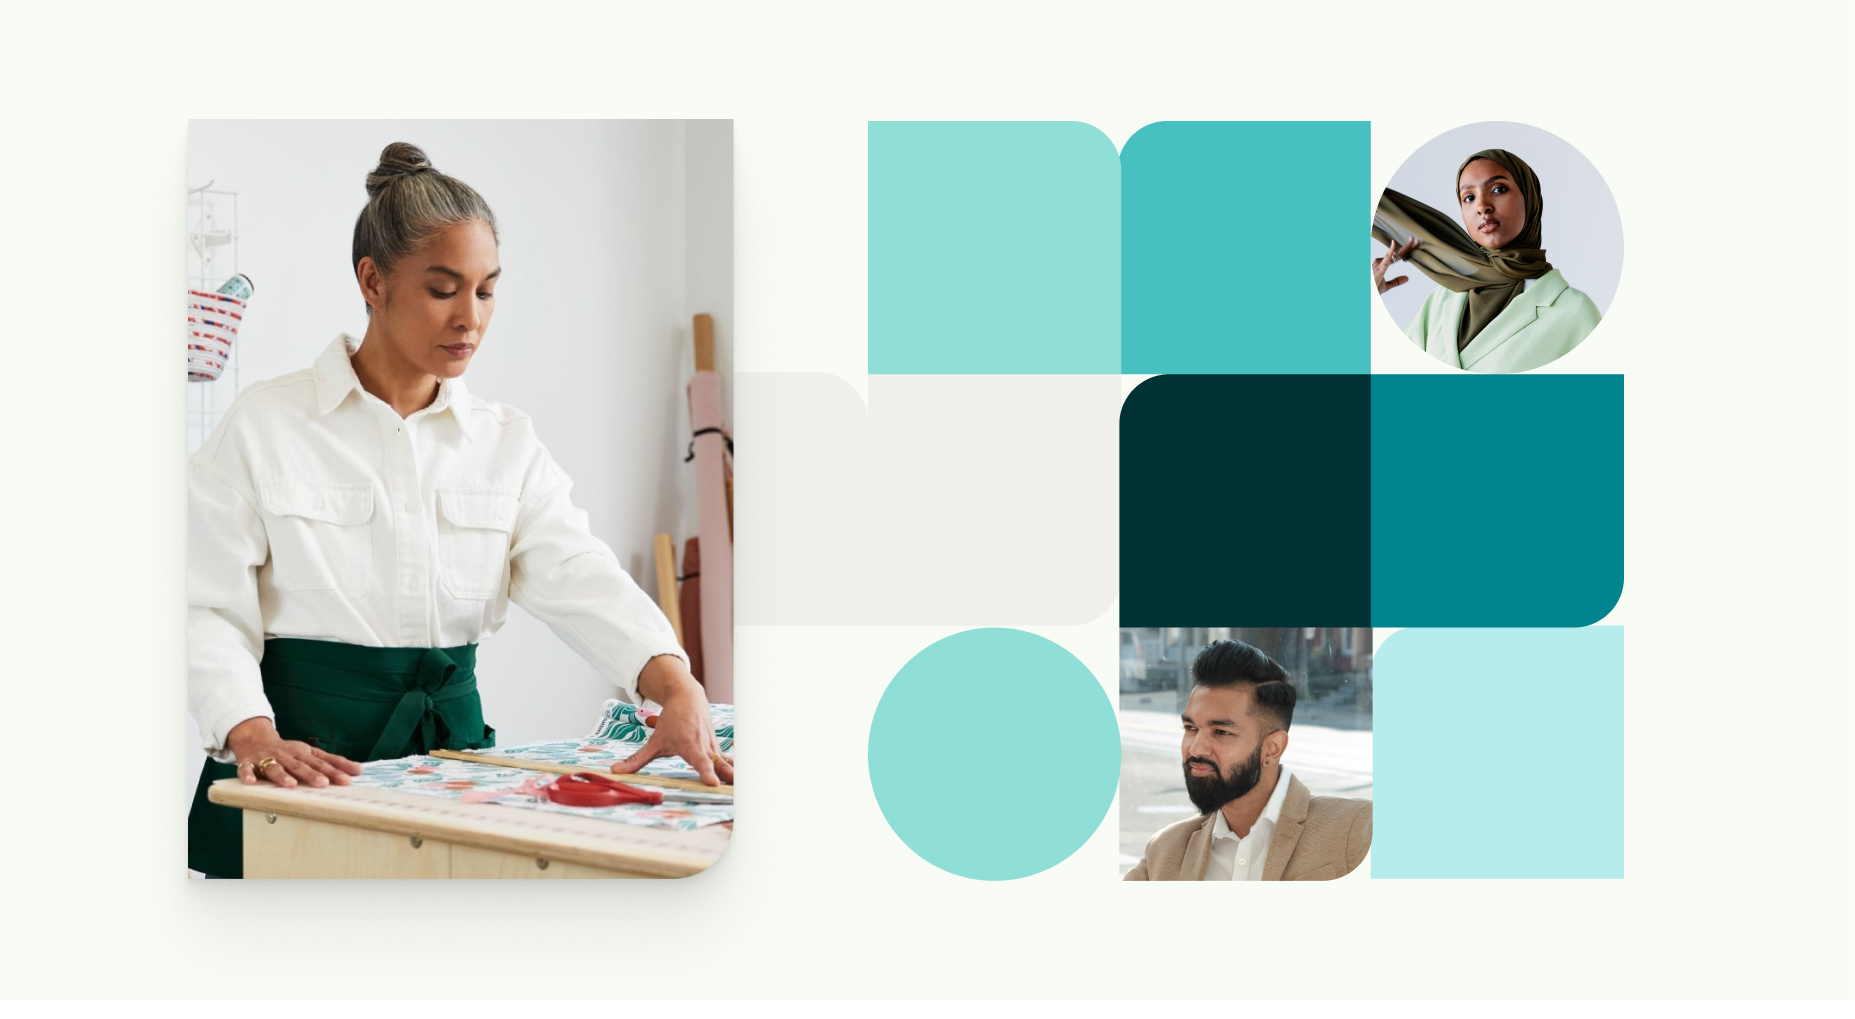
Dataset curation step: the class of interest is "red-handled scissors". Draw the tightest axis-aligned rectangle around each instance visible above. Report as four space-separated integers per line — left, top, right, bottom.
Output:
545 772 664 808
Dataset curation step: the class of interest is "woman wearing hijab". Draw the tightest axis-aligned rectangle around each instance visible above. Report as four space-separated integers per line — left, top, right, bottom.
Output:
187 142 732 878
1371 149 1602 373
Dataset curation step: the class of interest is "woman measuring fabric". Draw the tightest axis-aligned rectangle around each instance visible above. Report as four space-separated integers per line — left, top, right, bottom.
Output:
1371 148 1602 373
187 142 732 878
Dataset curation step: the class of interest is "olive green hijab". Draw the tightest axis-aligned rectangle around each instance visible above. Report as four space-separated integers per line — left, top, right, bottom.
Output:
1372 148 1552 347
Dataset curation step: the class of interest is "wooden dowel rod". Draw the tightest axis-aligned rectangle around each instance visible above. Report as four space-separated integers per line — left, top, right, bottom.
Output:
431 750 733 796
693 313 714 373
652 532 684 647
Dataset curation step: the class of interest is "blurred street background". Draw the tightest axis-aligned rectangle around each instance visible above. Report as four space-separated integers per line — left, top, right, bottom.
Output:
1118 627 1374 876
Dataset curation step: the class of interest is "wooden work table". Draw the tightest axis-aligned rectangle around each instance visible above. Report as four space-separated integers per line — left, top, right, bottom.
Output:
209 779 730 879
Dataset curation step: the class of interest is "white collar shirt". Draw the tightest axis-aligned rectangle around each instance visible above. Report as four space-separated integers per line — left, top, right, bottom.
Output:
1205 767 1293 881
188 334 685 760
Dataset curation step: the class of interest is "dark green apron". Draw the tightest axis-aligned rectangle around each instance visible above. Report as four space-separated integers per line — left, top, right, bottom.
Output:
187 638 495 878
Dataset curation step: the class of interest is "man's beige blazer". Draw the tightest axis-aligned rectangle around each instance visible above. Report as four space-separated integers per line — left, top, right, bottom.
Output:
1123 774 1371 881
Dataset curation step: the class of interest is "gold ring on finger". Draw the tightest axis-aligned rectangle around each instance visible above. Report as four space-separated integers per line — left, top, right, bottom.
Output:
256 756 279 774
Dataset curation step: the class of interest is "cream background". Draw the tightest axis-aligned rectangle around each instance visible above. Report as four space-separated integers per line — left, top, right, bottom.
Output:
0 0 1849 1001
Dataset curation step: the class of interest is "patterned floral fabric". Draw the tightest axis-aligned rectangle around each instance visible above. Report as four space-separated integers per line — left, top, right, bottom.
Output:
346 702 736 830
586 698 733 754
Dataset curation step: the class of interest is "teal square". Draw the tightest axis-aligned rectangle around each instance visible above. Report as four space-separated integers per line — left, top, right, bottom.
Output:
869 121 1120 374
1375 626 1624 878
1122 121 1370 374
1371 374 1624 627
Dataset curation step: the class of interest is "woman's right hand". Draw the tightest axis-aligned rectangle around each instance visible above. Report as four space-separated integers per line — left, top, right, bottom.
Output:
225 717 364 788
1373 237 1420 293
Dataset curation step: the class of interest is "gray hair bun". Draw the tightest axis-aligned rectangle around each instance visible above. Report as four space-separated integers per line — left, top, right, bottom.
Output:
364 141 438 198
351 142 499 311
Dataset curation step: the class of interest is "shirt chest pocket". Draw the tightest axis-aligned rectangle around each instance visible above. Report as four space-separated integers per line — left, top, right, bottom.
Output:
259 480 376 595
437 488 518 600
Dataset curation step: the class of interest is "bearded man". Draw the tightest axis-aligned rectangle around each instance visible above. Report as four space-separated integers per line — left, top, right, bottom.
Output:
1124 639 1372 881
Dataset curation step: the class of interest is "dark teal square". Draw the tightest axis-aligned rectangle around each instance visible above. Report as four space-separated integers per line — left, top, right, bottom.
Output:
1371 375 1624 626
1120 374 1370 625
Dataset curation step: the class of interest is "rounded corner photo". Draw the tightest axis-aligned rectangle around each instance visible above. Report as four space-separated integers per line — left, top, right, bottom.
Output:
184 119 736 880
1120 627 1372 882
1371 120 1622 373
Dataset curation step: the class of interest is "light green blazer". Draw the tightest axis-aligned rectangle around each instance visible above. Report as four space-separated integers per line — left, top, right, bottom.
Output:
1405 267 1602 373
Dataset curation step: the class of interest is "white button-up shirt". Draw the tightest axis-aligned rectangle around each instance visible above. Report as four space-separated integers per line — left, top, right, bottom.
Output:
1205 767 1293 881
188 335 685 760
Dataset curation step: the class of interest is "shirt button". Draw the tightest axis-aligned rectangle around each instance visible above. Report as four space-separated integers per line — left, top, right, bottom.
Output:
404 578 418 594
405 501 416 513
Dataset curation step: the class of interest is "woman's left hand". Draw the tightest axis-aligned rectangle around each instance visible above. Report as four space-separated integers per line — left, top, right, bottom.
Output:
612 656 734 786
1374 236 1420 293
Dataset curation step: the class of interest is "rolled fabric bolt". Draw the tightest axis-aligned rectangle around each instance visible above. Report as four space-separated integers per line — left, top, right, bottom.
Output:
216 273 254 300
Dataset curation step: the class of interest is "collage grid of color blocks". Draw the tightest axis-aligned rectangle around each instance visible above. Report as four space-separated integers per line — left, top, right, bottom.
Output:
851 121 1623 881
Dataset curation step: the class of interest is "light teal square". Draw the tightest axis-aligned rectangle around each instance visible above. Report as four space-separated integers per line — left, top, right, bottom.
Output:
1122 121 1370 374
869 122 1120 374
1375 627 1624 878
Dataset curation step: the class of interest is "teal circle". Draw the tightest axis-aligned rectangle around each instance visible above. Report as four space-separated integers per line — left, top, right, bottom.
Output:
868 627 1120 880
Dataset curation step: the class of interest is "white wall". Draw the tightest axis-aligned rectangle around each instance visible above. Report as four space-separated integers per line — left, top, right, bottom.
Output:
677 120 735 545
184 120 731 793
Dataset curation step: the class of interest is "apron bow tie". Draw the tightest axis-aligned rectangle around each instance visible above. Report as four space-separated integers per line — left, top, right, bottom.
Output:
370 648 462 760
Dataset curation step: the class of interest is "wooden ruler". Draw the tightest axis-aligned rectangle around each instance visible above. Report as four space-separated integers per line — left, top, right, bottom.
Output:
431 749 734 796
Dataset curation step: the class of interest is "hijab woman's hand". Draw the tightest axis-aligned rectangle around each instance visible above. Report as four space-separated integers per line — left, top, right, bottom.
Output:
224 717 364 788
1374 237 1420 293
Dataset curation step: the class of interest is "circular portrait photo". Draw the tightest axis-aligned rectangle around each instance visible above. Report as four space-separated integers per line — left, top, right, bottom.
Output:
1371 121 1622 373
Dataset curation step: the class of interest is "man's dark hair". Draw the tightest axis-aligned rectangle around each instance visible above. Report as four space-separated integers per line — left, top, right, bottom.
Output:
1190 639 1296 733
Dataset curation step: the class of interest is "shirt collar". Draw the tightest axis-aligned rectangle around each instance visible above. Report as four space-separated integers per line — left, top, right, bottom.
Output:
313 333 474 439
312 334 364 415
1210 767 1294 841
